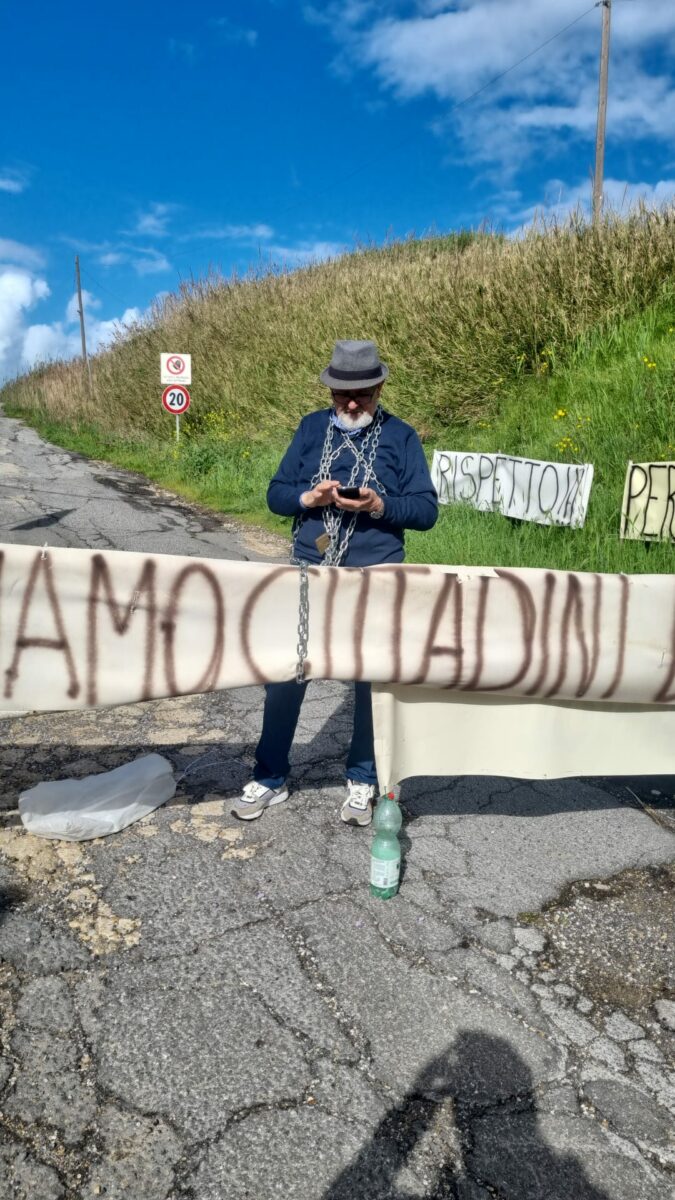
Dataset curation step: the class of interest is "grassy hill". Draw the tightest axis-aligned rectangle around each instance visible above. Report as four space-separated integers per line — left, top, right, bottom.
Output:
2 208 674 574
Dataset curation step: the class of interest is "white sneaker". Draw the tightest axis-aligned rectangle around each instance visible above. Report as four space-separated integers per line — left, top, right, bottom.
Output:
340 780 377 827
231 780 289 821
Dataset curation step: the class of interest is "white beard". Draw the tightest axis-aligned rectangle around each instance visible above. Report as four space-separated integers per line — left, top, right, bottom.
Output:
334 410 373 432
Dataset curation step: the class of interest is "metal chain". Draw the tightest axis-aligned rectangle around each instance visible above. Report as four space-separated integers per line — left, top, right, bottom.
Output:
293 559 310 682
290 408 385 676
310 407 386 494
302 408 386 567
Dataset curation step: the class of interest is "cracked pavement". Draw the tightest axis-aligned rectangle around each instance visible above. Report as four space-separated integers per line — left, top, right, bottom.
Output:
0 412 282 562
0 412 674 1199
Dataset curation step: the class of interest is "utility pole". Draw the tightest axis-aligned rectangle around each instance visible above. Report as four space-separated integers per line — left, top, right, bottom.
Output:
74 255 93 396
592 0 612 224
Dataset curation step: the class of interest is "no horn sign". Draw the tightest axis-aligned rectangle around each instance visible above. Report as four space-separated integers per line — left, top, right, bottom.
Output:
162 385 191 415
160 353 192 385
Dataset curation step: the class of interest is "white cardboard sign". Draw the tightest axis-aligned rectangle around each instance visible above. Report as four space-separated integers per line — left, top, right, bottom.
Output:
620 461 675 542
160 353 192 385
431 451 594 528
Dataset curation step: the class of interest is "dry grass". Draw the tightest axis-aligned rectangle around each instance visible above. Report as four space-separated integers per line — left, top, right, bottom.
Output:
3 205 674 444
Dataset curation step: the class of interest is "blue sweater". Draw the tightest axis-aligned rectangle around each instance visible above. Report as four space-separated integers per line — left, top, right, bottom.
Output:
267 408 438 566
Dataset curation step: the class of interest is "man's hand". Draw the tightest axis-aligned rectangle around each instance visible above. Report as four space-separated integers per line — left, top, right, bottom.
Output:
333 487 384 517
300 480 341 508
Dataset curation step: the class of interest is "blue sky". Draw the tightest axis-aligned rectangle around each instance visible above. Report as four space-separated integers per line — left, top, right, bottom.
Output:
1 0 674 380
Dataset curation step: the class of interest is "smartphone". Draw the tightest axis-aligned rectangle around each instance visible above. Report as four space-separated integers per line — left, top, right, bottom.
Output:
337 486 362 499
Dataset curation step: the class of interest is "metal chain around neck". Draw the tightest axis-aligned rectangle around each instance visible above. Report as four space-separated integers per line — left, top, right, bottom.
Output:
299 407 386 566
311 408 385 493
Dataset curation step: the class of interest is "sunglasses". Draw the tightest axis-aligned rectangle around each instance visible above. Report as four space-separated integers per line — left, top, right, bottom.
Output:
331 388 378 401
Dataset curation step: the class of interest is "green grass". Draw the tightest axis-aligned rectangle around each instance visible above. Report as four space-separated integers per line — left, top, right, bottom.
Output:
7 298 674 575
408 302 675 573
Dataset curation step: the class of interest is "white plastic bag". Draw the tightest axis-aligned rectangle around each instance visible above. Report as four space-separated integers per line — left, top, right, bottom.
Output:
19 754 176 841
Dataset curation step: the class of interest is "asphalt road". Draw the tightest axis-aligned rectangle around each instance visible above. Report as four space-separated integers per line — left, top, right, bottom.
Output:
0 410 673 1199
0 412 281 561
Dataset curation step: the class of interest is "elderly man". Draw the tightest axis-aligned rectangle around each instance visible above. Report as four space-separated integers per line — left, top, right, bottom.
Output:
232 339 438 826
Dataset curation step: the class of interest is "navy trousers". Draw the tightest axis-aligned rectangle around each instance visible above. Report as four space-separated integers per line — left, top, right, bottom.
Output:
253 680 377 789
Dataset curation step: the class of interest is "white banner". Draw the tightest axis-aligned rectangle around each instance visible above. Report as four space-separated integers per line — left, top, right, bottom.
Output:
431 451 594 527
621 461 675 542
0 545 673 714
372 687 675 785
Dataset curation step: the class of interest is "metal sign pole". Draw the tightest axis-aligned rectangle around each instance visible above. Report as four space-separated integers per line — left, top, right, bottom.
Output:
176 415 180 444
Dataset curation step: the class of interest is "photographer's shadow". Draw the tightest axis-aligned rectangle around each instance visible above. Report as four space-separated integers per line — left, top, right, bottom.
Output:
322 1033 610 1200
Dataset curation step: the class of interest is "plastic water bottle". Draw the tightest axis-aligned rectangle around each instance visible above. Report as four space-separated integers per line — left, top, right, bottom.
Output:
369 787 402 900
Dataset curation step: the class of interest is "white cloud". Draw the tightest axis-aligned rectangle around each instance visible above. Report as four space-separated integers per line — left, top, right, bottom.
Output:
132 251 171 275
61 236 112 255
131 203 176 237
87 308 143 350
266 240 346 265
0 238 45 269
0 169 29 195
358 1 675 99
88 206 271 272
417 2 456 14
20 322 80 367
509 177 675 231
98 251 125 267
303 1 374 28
65 289 101 324
188 223 274 241
357 2 588 99
313 1 675 171
211 17 258 47
21 304 143 370
76 243 172 274
0 269 50 375
0 267 144 382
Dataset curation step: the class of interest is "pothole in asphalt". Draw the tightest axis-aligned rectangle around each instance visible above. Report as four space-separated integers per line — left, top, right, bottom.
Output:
533 864 674 1014
92 471 174 513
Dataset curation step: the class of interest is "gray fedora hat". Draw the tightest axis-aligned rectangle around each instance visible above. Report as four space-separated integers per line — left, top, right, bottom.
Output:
320 339 389 390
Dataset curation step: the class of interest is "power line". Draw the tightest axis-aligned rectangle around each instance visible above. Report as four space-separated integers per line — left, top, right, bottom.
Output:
80 266 136 309
430 3 599 120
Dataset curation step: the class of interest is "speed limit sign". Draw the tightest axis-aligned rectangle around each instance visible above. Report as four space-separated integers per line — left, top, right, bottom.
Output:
162 385 191 415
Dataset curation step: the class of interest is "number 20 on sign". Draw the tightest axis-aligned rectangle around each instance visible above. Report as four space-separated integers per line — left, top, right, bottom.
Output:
161 385 191 443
